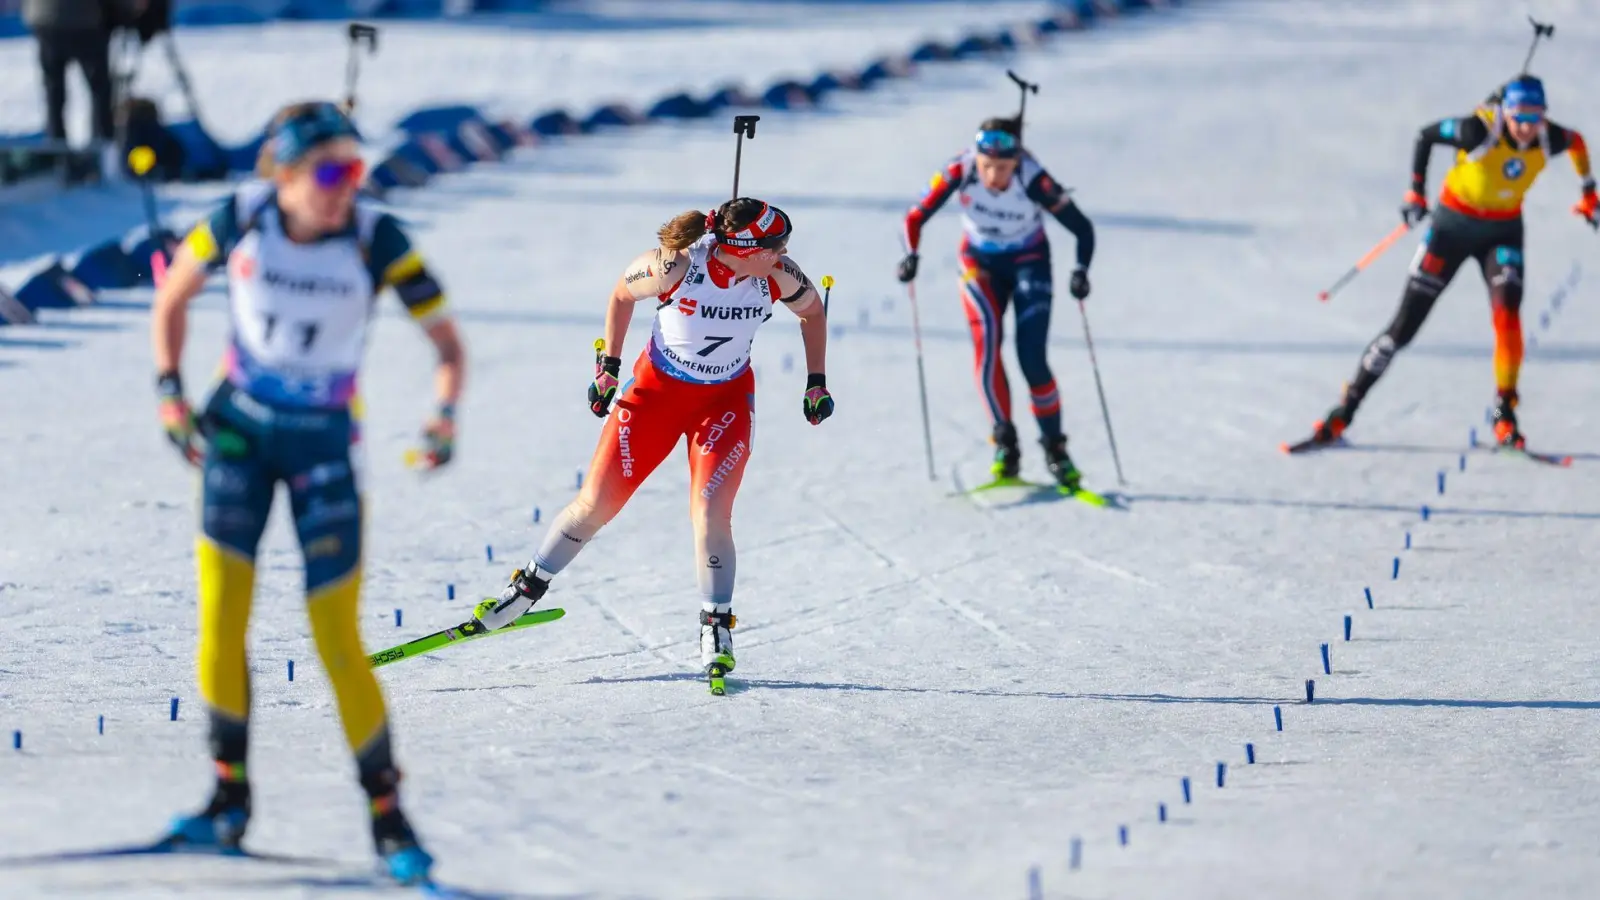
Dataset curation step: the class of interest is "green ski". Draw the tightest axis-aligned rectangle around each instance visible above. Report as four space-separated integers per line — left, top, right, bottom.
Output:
967 475 1109 508
367 608 565 669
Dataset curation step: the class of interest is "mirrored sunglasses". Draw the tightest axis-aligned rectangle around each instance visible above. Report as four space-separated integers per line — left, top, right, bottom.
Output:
312 158 366 189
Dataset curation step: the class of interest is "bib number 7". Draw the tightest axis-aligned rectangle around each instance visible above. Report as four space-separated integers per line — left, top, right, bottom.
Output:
697 335 733 358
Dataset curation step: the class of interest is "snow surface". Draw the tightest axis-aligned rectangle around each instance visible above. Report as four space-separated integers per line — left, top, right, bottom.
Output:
4 1 1600 897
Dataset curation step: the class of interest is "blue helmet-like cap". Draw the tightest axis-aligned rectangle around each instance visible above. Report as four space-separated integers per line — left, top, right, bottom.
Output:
271 102 362 165
1502 76 1547 110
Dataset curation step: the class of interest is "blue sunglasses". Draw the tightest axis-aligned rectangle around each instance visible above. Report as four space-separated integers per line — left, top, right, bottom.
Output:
974 129 1020 158
1507 108 1546 125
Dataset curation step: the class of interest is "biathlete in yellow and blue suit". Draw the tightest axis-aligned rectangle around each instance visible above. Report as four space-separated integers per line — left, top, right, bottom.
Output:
148 101 464 884
1307 75 1597 449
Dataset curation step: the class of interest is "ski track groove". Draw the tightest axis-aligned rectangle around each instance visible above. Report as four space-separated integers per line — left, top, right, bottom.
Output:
950 464 1159 588
802 487 1033 653
588 594 685 671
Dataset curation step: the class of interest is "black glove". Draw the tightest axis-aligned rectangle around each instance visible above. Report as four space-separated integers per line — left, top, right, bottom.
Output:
896 253 919 283
415 404 456 470
1068 267 1091 300
588 355 622 418
802 374 834 425
1400 181 1429 228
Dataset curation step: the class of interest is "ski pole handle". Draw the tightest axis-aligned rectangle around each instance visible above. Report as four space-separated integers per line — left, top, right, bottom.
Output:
1317 221 1412 302
820 274 834 315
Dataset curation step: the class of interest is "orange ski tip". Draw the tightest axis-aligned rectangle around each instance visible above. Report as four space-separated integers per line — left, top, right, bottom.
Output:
1278 442 1291 454
1317 291 1330 302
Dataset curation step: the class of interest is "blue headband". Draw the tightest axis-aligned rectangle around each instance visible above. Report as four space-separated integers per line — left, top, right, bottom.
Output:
272 103 362 164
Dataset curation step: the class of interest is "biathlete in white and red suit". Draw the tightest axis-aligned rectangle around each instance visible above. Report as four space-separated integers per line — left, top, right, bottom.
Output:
897 115 1096 489
469 198 833 684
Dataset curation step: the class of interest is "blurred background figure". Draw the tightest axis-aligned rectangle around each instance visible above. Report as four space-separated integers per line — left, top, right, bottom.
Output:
25 0 125 145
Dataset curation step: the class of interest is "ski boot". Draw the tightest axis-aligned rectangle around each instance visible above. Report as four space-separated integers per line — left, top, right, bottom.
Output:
1311 402 1354 445
990 421 1021 479
473 566 550 630
701 608 737 696
1492 390 1525 449
1284 399 1355 454
168 766 251 851
1041 435 1082 493
366 771 433 886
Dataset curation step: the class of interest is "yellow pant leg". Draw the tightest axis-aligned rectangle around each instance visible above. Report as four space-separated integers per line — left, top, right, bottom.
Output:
307 567 388 754
196 537 254 722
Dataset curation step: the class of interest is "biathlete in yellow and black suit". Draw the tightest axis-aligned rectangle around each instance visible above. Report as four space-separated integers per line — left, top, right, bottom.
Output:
148 101 463 884
1306 75 1597 449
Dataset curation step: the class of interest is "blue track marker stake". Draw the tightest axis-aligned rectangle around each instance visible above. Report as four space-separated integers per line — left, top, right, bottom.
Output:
1469 427 1478 447
288 660 294 682
1321 643 1331 675
1181 776 1192 803
1365 586 1374 609
395 609 402 627
1485 406 1494 426
782 354 794 373
1274 705 1283 731
1421 504 1430 521
1246 743 1256 764
170 698 179 721
1459 453 1467 472
485 544 494 563
858 309 870 328
1305 679 1315 703
1437 471 1446 494
97 715 104 735
1118 825 1128 846
1344 615 1352 641
1069 837 1082 870
576 470 583 489
1217 762 1226 787
1392 557 1401 580
532 507 541 524
1405 531 1411 550
1540 311 1550 330
1159 803 1168 822
12 730 19 750
447 584 455 601
1027 866 1042 900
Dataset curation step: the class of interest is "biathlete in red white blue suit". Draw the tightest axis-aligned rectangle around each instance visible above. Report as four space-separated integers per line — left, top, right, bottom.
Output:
896 116 1096 489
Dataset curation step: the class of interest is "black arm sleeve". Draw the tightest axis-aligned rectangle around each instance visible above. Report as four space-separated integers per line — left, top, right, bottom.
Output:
1024 166 1095 269
1052 202 1095 270
1412 116 1489 186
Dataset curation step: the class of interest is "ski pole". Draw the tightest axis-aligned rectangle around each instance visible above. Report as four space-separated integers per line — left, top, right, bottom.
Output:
126 146 169 286
345 23 379 114
162 32 205 129
1521 16 1554 74
820 274 833 315
730 115 760 199
904 279 937 482
1075 299 1125 486
1317 221 1411 302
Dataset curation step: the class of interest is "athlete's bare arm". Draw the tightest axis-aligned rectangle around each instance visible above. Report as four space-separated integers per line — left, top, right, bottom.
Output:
603 247 690 360
770 255 826 375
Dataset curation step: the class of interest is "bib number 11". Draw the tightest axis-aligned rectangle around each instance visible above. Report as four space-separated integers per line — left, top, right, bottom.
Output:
263 314 321 352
